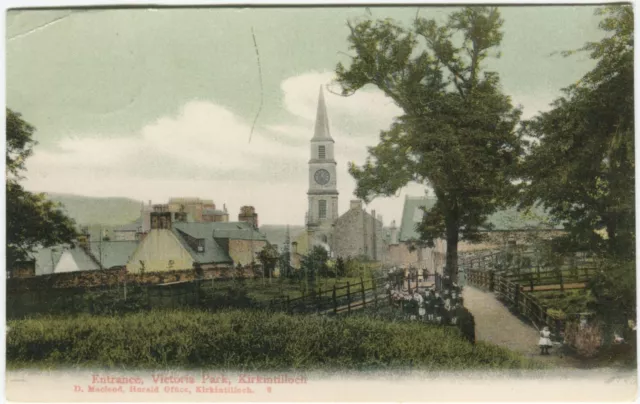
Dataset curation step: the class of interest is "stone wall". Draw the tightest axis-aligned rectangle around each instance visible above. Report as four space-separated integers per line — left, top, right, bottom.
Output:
333 207 384 261
6 263 241 292
384 230 564 272
382 241 446 273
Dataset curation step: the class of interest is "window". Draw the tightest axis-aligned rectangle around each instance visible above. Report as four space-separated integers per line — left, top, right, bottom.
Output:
318 145 326 159
319 200 327 219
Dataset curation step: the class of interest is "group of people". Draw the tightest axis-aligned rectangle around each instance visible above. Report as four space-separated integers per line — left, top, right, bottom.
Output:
417 284 465 325
386 280 465 326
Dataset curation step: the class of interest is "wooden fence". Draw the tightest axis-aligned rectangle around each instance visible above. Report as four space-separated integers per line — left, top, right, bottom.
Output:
7 269 437 320
460 249 594 274
466 269 591 337
267 272 434 316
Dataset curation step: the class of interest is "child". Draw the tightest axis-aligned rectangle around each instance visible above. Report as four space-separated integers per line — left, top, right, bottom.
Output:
538 326 553 355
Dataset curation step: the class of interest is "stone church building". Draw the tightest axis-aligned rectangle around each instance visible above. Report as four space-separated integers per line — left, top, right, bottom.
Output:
296 87 385 262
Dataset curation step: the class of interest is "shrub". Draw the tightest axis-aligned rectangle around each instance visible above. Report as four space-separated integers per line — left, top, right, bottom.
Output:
7 309 542 371
564 321 603 358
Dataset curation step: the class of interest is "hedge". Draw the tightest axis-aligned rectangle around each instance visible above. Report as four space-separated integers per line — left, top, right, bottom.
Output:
7 309 543 371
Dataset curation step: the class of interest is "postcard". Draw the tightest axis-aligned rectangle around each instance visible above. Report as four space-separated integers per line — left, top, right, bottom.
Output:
4 2 637 402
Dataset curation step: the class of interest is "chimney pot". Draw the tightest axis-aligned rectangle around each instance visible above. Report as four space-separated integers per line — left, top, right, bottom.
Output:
350 200 362 210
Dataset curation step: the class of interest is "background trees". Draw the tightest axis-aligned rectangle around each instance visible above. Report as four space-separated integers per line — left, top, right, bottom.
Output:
335 7 523 282
257 244 279 278
520 5 634 341
6 108 78 271
520 6 634 259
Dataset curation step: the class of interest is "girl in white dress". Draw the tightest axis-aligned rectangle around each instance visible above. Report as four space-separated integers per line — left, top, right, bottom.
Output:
538 326 552 355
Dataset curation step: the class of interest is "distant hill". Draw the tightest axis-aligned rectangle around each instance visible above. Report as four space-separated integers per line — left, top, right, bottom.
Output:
45 193 142 226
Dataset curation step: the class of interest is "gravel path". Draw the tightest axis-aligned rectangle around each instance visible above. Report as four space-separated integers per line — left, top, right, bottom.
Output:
463 285 576 366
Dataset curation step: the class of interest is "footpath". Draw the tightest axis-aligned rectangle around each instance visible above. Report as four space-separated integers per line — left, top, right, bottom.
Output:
462 285 579 367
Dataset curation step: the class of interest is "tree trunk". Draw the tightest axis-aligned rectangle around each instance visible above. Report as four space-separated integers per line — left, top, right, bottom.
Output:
445 217 459 285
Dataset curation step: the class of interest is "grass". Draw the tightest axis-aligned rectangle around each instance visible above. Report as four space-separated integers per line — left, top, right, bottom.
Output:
237 275 377 301
6 309 543 371
8 273 381 320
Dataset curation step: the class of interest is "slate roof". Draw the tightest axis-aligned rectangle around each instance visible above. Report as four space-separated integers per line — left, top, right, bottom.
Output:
33 247 61 276
89 240 139 269
398 196 562 242
482 205 563 231
170 228 233 264
113 218 143 232
32 245 101 275
398 196 437 242
175 221 268 241
54 248 101 273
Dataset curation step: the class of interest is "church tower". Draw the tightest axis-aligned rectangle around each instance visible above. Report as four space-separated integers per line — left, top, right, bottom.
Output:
306 86 338 243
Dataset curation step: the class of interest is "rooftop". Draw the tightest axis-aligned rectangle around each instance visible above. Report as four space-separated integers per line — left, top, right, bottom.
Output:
398 196 562 242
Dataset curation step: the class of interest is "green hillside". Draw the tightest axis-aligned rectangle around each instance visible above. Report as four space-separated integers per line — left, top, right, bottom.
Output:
45 193 142 226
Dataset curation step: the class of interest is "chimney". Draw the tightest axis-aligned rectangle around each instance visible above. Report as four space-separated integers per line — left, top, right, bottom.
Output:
292 241 298 254
238 206 258 229
78 227 91 249
223 203 227 213
350 200 362 210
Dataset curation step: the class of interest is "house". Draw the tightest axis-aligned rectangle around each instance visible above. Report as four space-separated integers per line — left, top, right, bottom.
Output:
141 197 229 232
126 211 267 274
387 195 563 272
23 244 101 277
333 200 385 261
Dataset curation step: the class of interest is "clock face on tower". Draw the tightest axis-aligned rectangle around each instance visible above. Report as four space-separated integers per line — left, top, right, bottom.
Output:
314 169 331 185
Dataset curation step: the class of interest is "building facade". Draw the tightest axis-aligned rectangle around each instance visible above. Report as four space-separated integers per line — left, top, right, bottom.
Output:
333 200 385 261
141 197 229 232
306 87 339 247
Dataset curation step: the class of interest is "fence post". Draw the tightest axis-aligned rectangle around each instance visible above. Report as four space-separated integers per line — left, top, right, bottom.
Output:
514 283 520 311
332 285 337 315
347 282 352 315
286 295 291 313
373 277 378 309
529 276 534 293
559 270 565 292
489 271 495 292
360 277 366 308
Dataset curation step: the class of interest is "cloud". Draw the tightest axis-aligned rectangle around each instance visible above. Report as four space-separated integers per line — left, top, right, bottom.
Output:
23 71 417 225
280 71 404 137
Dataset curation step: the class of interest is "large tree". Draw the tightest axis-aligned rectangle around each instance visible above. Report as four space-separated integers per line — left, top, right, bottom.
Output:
520 6 634 259
335 7 522 282
6 109 78 270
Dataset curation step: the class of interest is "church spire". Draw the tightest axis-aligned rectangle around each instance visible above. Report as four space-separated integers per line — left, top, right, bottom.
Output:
311 85 334 143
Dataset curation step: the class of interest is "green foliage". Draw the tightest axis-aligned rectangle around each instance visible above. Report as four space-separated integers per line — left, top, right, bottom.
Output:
335 7 522 281
257 244 279 278
6 109 78 270
6 309 542 370
534 289 595 315
520 6 634 258
301 246 330 290
335 256 347 278
587 259 636 329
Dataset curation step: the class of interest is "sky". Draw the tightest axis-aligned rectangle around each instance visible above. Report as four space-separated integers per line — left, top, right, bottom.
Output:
7 5 605 226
